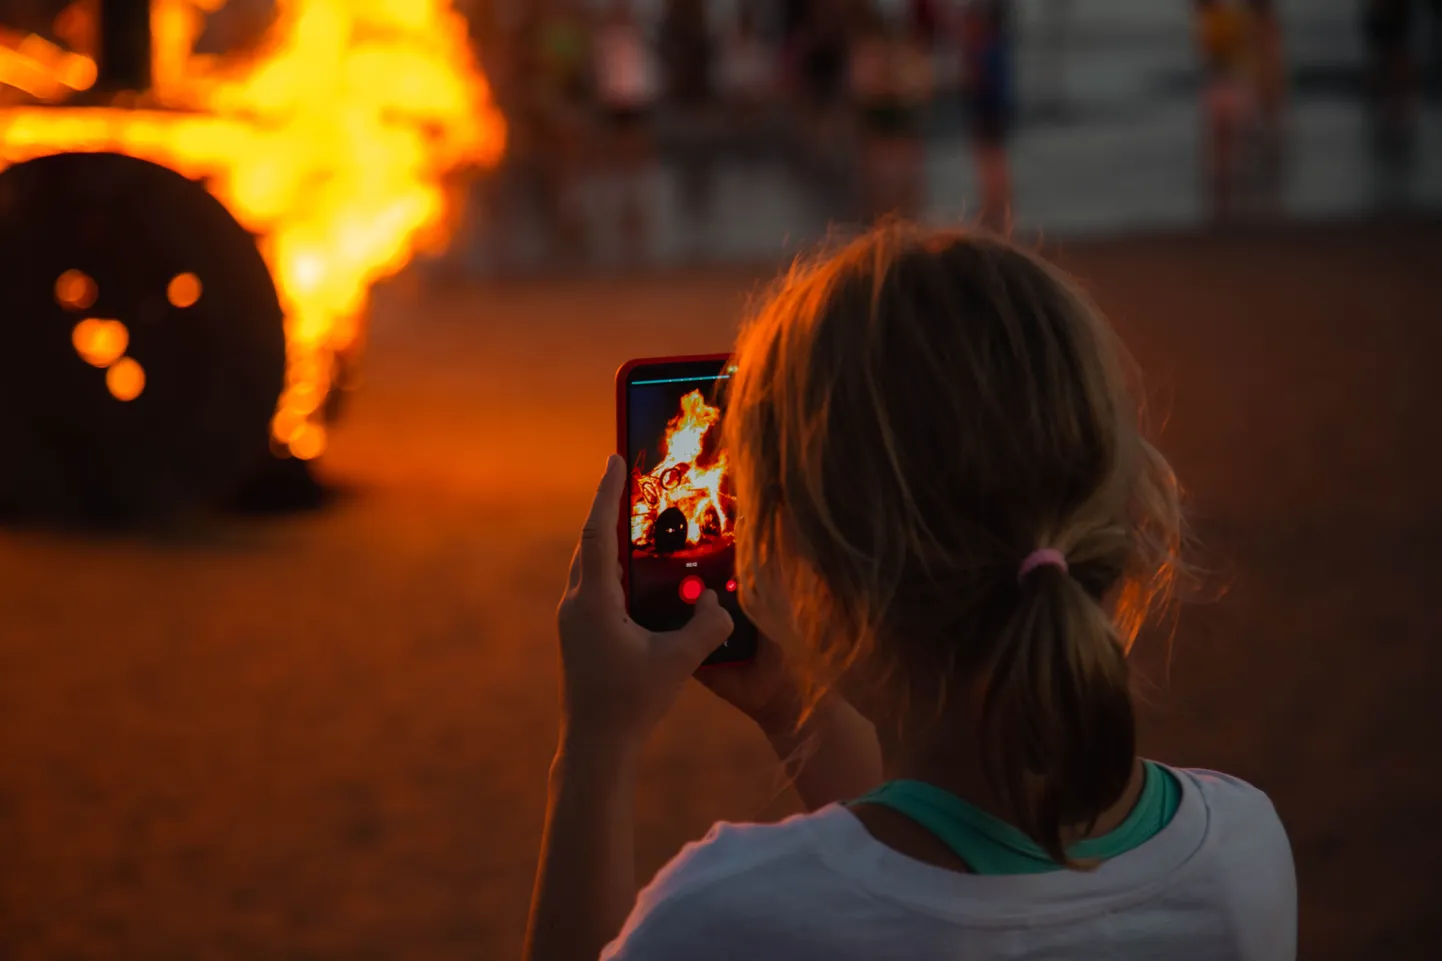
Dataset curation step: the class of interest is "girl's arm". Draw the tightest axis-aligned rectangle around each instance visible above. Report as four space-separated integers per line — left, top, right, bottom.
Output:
699 638 883 811
525 457 735 961
524 736 639 961
762 692 884 811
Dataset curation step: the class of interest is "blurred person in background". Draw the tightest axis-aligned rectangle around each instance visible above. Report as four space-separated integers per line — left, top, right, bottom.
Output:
660 0 715 112
852 2 934 222
1194 0 1253 219
960 0 1015 233
908 0 943 111
1247 0 1287 208
595 0 659 262
1362 0 1418 162
520 0 593 258
720 0 775 161
660 0 718 250
777 0 815 111
793 0 853 177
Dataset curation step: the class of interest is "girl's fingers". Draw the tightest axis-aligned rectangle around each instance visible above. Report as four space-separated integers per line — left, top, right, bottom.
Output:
578 455 626 589
665 590 735 671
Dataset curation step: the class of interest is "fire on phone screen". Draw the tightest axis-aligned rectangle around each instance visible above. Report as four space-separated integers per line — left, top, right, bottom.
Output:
622 358 758 665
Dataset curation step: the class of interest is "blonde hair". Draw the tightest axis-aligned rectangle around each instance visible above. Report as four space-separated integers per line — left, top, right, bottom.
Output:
725 224 1184 867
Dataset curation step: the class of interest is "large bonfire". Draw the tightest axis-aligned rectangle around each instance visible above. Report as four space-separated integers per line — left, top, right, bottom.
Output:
0 0 506 459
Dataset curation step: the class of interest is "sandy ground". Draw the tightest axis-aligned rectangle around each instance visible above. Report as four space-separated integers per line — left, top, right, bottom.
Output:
2 220 1441 960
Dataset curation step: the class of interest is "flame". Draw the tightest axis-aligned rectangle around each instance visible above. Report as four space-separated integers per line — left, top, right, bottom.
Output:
0 29 96 101
631 390 734 552
1 0 505 455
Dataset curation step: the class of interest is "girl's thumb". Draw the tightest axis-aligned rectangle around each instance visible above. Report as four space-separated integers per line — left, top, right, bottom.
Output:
673 590 735 663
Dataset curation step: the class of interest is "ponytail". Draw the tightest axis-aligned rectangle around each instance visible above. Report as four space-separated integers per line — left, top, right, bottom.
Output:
978 551 1136 868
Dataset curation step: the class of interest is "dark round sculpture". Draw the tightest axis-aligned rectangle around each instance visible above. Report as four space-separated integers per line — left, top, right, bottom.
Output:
0 152 286 522
652 506 688 554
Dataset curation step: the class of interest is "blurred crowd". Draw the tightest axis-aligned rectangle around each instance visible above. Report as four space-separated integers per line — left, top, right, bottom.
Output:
472 0 1017 264
465 0 1442 266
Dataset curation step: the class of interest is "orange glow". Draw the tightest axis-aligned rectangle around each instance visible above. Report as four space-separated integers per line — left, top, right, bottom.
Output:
2 0 506 456
55 269 98 310
72 317 129 367
106 356 146 401
287 422 327 460
631 390 733 550
167 272 202 308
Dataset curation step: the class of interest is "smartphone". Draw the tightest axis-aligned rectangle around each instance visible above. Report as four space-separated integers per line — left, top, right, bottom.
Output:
616 354 759 666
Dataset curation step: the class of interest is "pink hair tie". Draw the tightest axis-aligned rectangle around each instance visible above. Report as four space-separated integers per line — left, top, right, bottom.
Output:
1018 548 1068 582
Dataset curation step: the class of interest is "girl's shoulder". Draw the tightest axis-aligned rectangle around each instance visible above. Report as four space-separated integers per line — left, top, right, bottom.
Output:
1163 765 1294 883
602 809 858 960
1168 765 1285 816
641 808 844 902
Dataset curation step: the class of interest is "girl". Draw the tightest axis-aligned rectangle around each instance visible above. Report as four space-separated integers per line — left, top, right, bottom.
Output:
791 0 850 172
526 225 1296 961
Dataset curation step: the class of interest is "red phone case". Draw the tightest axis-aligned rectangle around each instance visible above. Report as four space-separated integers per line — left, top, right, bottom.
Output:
615 354 752 665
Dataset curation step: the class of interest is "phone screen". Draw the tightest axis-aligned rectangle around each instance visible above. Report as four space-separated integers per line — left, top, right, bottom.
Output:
622 358 758 665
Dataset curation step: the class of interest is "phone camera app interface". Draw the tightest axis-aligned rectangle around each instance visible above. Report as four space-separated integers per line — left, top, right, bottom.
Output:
626 363 752 656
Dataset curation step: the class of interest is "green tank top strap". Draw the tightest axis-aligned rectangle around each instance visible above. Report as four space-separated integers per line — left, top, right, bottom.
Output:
848 760 1182 875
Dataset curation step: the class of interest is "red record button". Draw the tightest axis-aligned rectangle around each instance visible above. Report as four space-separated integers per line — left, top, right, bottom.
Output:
679 575 705 604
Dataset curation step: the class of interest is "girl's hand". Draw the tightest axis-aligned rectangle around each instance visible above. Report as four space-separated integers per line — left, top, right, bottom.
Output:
696 635 805 739
556 455 735 757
